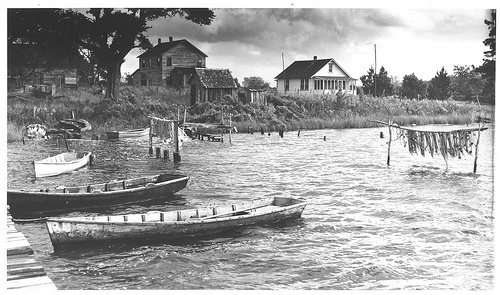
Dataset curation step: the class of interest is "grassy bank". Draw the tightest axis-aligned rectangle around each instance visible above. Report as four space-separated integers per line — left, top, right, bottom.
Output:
7 86 489 142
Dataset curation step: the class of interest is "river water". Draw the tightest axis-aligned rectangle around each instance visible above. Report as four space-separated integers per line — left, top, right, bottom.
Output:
7 125 495 290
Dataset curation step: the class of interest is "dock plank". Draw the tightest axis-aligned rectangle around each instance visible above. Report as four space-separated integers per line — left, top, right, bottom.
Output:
7 207 57 290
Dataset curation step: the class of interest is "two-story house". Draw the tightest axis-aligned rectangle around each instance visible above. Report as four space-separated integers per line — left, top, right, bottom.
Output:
275 56 357 95
132 37 208 87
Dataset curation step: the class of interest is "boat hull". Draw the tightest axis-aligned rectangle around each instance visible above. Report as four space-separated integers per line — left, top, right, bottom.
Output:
34 152 91 178
45 197 306 248
7 174 189 219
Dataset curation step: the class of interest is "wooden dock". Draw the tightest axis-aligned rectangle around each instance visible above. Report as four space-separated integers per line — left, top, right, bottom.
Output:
6 207 57 290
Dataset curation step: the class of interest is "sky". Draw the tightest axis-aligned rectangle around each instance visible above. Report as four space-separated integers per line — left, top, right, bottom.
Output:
4 1 496 86
115 2 494 86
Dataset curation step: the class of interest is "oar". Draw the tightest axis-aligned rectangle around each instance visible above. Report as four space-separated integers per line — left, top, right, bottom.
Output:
199 203 269 220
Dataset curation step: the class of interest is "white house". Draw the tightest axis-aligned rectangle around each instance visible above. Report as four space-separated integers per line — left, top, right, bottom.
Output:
275 56 357 95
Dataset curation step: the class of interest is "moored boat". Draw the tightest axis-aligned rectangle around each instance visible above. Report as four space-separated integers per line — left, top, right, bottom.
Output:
34 151 92 178
106 127 150 139
7 174 190 219
45 196 307 248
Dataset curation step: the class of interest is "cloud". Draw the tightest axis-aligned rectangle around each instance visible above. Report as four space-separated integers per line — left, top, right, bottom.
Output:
124 8 490 84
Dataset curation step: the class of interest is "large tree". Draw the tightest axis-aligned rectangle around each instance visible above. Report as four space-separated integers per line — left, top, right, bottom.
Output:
360 66 393 96
450 65 485 101
427 67 451 100
242 76 270 90
474 9 495 103
359 67 375 95
401 73 426 99
8 9 86 84
8 8 215 99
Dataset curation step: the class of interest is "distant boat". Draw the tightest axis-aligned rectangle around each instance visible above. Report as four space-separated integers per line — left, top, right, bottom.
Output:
58 119 92 132
44 196 307 248
34 151 92 178
106 127 150 139
7 173 190 219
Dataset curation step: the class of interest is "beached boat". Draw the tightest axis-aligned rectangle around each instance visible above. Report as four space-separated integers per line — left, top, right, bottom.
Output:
7 174 190 219
45 196 307 248
106 127 150 139
34 151 92 178
58 118 92 132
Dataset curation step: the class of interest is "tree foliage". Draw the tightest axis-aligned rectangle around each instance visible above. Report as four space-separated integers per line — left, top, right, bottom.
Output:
450 65 485 101
242 76 270 90
360 67 375 95
359 66 393 96
474 9 495 102
427 67 451 100
8 8 215 100
401 73 426 99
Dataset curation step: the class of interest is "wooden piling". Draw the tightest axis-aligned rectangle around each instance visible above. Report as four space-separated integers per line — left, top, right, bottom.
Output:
387 120 392 166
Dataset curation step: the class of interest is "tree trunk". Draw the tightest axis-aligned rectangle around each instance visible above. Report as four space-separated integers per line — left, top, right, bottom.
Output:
105 60 123 100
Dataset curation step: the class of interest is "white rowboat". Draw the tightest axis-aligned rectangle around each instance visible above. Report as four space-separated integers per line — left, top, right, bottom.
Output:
34 151 92 178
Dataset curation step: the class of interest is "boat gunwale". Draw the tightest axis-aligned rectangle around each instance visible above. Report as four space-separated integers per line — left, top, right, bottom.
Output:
45 198 307 225
34 152 92 165
7 174 190 196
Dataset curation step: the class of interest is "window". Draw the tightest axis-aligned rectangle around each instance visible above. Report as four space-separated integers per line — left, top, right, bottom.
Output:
157 57 161 66
300 79 309 91
197 58 202 67
141 59 145 68
314 80 324 90
334 80 338 89
148 58 152 67
285 79 289 91
343 81 346 89
167 57 172 66
141 73 147 86
329 63 333 73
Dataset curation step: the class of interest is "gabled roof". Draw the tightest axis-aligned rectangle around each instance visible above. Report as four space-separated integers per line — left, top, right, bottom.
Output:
274 57 352 80
188 68 237 89
137 39 208 58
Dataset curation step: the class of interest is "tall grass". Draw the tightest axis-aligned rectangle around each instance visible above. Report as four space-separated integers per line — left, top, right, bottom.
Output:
7 87 485 140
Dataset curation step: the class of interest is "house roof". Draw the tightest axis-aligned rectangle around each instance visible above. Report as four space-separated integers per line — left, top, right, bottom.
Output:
137 39 208 58
274 57 353 80
189 68 237 89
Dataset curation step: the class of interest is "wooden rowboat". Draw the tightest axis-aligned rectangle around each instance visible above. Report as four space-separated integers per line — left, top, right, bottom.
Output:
45 196 307 248
106 127 150 139
34 151 92 178
7 174 190 219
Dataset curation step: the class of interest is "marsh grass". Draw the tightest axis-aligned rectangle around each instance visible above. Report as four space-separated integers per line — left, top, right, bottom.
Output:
7 87 486 140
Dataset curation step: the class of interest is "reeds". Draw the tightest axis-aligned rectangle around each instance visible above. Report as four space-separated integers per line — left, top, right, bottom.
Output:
7 87 484 138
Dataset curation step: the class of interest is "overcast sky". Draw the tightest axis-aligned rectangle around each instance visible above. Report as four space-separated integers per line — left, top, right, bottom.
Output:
6 1 495 85
120 4 492 85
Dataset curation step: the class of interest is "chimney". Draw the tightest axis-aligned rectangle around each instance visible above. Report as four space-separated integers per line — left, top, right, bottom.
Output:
169 36 173 42
313 56 317 61
158 38 161 45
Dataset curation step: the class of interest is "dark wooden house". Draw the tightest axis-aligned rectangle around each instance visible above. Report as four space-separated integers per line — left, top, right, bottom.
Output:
133 37 207 87
188 68 238 104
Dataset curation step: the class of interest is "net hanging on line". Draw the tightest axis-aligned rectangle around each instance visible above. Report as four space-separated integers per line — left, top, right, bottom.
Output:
397 128 478 160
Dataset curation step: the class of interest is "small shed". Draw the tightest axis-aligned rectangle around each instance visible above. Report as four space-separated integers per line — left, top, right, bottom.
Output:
188 68 238 105
243 88 267 105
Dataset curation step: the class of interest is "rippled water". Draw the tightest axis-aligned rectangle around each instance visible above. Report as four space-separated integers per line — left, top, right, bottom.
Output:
7 125 494 290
